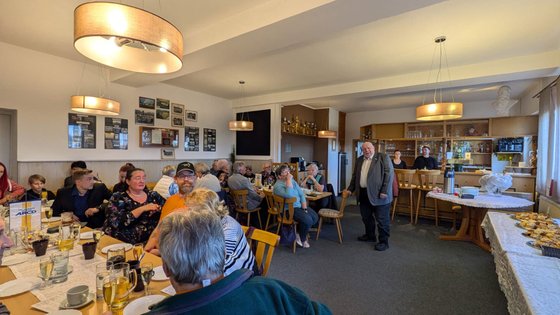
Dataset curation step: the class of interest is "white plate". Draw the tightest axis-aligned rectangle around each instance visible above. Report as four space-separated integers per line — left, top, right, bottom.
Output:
1 253 33 266
152 265 169 281
124 295 166 315
101 243 133 254
41 216 61 223
48 310 81 315
59 292 95 309
0 277 42 297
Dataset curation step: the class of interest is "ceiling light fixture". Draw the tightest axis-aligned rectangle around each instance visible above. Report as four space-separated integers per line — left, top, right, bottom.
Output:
229 81 254 131
74 2 183 74
416 36 463 121
317 129 337 139
71 64 120 116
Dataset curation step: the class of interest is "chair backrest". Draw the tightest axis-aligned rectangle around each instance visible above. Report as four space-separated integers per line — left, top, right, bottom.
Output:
230 189 249 211
394 169 417 189
245 227 280 277
272 194 296 225
263 190 277 213
416 170 441 190
337 193 349 216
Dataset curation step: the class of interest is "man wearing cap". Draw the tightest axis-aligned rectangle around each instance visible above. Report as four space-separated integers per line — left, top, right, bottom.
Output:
412 146 438 170
145 161 197 255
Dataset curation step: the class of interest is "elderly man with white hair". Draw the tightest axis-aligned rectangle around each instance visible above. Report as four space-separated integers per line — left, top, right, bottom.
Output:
194 162 221 193
142 209 332 314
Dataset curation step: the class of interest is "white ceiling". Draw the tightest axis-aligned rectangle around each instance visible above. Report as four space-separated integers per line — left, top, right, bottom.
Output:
1 0 559 113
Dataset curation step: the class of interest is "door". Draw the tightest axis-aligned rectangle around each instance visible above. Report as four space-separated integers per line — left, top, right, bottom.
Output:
0 109 17 180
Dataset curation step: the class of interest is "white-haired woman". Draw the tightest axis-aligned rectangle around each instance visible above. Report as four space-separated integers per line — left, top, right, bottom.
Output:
186 188 256 276
300 162 327 209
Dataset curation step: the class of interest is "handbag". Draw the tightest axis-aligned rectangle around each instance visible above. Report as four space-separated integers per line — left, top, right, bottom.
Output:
280 224 296 246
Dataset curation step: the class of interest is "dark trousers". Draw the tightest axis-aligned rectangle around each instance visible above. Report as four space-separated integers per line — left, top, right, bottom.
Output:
293 207 319 242
359 188 391 244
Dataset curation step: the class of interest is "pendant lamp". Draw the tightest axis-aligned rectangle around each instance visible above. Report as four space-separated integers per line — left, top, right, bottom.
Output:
74 2 183 74
229 81 253 131
416 36 463 121
317 129 337 139
71 65 120 116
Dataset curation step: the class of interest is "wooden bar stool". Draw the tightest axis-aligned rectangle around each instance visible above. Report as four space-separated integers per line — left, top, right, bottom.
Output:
415 169 441 225
391 169 417 223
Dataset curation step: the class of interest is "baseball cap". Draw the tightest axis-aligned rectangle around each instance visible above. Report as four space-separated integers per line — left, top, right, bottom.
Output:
176 161 195 176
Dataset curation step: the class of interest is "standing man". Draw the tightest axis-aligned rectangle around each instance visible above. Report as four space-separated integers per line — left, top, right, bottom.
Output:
412 145 438 170
52 168 112 228
345 142 393 251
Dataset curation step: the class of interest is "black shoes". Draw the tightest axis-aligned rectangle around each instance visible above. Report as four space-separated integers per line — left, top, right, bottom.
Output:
357 234 376 242
374 242 389 251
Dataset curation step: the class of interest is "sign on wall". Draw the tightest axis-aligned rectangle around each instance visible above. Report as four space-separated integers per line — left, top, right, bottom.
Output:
104 117 128 150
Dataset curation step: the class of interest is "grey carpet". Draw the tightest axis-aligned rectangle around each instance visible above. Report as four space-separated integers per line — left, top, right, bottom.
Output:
266 199 508 315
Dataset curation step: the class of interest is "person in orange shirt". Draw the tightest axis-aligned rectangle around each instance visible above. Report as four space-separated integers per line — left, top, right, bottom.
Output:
145 161 197 255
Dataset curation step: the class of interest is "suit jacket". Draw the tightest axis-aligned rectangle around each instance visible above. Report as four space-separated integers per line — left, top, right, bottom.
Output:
52 183 112 228
348 152 393 206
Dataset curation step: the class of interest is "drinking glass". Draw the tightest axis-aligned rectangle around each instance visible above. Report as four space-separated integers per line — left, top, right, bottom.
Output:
92 230 103 243
140 263 154 296
132 243 143 261
110 262 137 311
58 223 79 251
39 257 54 289
51 250 69 283
103 276 117 313
107 246 126 267
41 191 48 206
96 261 113 300
44 208 53 220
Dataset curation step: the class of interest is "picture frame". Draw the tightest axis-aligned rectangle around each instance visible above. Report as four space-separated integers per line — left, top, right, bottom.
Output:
156 109 170 120
161 148 175 160
185 110 198 122
135 109 155 126
156 98 170 109
171 103 184 115
171 115 184 127
139 96 155 109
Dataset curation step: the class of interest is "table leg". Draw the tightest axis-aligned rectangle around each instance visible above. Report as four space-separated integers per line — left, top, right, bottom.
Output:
439 206 491 252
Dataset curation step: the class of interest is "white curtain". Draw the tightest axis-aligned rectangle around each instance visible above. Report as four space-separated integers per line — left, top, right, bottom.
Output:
536 81 560 201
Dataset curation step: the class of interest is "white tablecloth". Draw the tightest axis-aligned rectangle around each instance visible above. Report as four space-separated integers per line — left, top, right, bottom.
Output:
482 211 560 315
427 192 534 209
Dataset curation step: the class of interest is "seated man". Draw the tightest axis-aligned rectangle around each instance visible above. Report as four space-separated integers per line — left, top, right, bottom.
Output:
22 174 55 201
260 161 277 186
194 162 221 193
227 161 264 210
52 168 112 228
145 210 331 314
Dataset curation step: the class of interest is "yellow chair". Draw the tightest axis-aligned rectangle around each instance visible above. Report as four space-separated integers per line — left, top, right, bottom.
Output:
316 192 348 244
391 169 417 223
415 170 441 225
145 182 157 191
272 194 298 253
230 189 262 228
263 190 279 231
244 227 280 277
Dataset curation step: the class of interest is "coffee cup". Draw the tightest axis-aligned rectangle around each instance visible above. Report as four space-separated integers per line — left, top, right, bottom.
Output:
32 238 49 257
82 241 97 260
67 285 89 306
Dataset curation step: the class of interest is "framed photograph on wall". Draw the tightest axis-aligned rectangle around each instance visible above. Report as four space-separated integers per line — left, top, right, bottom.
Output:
156 98 170 109
156 109 170 120
184 127 200 151
161 148 175 160
139 96 155 109
171 103 184 115
135 109 155 126
185 110 198 122
171 115 184 127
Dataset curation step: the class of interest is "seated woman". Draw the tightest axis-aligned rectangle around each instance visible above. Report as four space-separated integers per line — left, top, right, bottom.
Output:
273 164 318 249
299 163 327 210
0 162 24 205
22 174 55 201
103 168 165 244
186 188 256 276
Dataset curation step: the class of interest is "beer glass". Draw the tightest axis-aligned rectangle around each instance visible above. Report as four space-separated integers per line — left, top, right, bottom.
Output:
58 223 80 251
110 262 137 311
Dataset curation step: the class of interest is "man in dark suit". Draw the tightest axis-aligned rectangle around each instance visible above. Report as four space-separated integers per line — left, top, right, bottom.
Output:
52 168 112 228
345 141 393 251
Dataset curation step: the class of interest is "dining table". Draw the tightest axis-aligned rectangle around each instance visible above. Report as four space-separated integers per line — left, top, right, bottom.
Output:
427 192 534 251
0 224 171 314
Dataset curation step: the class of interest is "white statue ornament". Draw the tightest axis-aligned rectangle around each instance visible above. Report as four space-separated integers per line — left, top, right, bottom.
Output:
492 86 518 116
479 173 513 196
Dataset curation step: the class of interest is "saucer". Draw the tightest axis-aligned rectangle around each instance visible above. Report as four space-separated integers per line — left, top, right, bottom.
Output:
59 292 95 309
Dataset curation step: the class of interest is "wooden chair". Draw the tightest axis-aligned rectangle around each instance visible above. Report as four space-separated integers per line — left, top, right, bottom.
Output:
272 194 298 253
316 192 348 243
415 170 441 225
230 189 262 228
263 190 279 231
391 169 417 223
244 227 280 276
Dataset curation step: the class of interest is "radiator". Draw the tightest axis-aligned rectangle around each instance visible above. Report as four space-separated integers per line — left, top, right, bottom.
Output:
539 195 560 218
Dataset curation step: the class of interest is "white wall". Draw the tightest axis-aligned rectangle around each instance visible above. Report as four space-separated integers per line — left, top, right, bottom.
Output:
0 41 234 162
